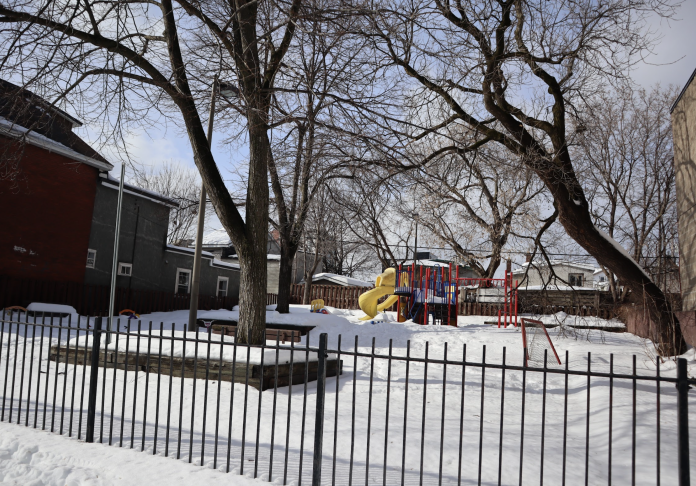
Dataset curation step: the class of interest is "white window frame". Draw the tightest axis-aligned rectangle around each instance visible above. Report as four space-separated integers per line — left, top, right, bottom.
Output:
118 262 133 277
86 249 97 269
217 276 229 297
176 268 192 294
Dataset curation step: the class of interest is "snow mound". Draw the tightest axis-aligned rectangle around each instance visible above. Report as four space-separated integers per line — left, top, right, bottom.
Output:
0 433 110 485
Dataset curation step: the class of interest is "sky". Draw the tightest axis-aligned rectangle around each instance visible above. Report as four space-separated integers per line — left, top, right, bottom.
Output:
91 1 696 261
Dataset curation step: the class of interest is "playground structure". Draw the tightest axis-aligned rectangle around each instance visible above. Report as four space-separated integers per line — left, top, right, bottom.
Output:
359 263 520 326
357 268 400 321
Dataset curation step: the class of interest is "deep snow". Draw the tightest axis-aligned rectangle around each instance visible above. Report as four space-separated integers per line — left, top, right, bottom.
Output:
1 305 694 485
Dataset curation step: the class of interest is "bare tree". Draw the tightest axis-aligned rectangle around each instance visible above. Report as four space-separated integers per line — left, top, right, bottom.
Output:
321 215 374 277
364 0 686 354
131 161 215 245
265 0 380 312
578 85 680 301
0 0 307 343
405 145 546 278
332 174 413 270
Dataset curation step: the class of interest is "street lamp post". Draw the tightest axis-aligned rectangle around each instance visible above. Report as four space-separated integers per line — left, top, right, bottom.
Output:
188 77 238 331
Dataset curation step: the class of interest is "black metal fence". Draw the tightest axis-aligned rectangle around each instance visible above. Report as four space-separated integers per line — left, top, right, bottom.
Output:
0 312 693 485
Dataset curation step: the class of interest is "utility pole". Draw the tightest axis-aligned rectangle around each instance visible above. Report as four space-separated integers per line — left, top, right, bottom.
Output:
107 164 126 344
188 77 219 331
188 78 238 330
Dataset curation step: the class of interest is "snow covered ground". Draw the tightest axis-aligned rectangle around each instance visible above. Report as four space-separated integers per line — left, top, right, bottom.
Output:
0 420 257 485
1 305 694 485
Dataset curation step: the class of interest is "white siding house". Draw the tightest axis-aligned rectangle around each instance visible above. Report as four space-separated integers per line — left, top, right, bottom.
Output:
511 260 597 290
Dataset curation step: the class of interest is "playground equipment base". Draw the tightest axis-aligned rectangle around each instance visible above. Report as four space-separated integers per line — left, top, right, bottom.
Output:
49 345 342 391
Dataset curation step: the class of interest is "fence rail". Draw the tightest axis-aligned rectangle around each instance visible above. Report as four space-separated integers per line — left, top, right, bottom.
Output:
282 284 621 319
0 312 693 485
0 274 237 315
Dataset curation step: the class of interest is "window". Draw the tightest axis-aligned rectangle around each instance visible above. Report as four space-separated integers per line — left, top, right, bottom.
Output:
176 269 191 294
86 249 97 268
568 273 584 287
217 276 229 297
599 276 606 282
118 262 132 277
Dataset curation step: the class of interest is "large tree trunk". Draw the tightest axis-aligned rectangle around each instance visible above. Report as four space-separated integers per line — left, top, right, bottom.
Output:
235 120 270 344
552 181 685 355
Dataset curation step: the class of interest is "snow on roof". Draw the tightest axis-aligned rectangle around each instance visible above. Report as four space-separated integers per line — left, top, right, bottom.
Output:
228 253 282 261
308 273 373 287
512 259 598 273
102 173 179 208
0 116 113 171
517 284 597 291
202 228 231 245
165 245 215 258
400 259 456 268
211 259 240 270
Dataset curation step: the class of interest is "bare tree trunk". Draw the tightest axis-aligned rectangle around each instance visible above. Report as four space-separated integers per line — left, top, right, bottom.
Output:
276 243 297 313
555 191 685 355
303 274 314 305
234 120 270 344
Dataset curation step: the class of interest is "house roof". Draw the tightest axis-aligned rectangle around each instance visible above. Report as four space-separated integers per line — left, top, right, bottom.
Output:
400 259 472 269
166 244 215 258
512 259 598 273
303 273 373 287
101 173 179 208
671 66 696 113
0 79 112 169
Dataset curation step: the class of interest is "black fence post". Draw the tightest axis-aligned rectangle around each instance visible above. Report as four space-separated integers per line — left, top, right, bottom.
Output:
677 357 691 486
312 333 328 486
85 317 102 443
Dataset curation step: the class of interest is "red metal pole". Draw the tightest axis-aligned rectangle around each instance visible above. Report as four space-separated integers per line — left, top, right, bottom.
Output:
498 309 501 328
456 265 460 321
515 280 520 327
504 271 508 326
509 272 513 327
424 267 429 325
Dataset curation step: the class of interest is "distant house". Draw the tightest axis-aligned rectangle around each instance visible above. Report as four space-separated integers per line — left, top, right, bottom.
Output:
397 258 479 279
512 260 597 290
0 79 239 302
593 268 611 291
204 230 322 294
301 273 373 287
84 174 239 298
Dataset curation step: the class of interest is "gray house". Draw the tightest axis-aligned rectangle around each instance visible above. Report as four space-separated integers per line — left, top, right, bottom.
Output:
84 173 240 299
203 231 322 294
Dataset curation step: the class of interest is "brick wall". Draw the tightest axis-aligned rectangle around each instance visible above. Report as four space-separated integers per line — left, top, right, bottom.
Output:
0 137 98 282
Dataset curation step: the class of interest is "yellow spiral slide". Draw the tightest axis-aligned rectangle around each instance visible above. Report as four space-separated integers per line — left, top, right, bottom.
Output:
358 268 400 321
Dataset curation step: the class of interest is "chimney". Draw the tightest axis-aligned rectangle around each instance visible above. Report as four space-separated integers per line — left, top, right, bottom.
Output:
525 252 531 263
506 259 512 272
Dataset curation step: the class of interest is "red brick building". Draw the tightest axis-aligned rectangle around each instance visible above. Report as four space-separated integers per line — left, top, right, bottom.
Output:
0 80 113 283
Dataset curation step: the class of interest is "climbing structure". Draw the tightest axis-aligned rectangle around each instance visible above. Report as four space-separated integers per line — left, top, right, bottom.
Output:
392 263 519 326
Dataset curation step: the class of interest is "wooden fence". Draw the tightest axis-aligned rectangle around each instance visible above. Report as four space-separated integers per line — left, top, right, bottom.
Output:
288 283 367 309
0 274 237 316
282 284 621 319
